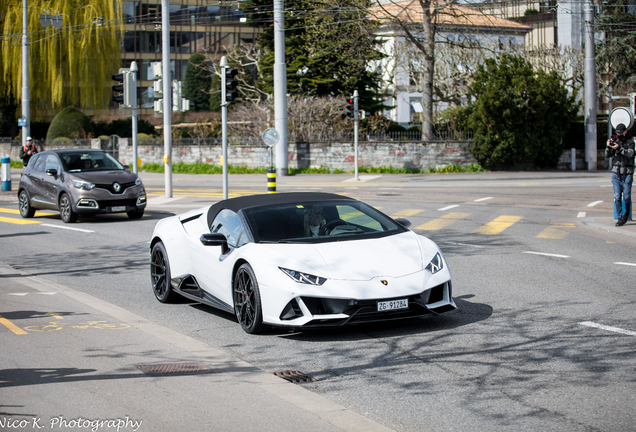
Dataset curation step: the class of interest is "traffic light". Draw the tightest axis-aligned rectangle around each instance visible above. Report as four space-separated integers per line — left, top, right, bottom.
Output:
225 68 239 102
346 97 354 118
111 69 133 108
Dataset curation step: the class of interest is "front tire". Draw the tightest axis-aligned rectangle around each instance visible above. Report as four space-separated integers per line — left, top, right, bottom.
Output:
59 193 77 223
151 241 177 303
233 263 265 334
18 190 35 218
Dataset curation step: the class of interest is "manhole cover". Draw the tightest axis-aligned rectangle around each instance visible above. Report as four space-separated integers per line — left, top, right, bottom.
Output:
136 362 214 376
272 370 316 383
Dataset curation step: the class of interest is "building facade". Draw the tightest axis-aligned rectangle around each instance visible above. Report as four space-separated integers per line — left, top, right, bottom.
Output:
119 0 260 114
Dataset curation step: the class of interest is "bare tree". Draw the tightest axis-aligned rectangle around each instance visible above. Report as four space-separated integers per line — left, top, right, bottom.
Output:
369 0 524 139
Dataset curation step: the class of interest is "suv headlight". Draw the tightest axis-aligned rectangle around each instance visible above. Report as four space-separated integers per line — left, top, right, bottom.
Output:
72 179 95 190
280 267 327 285
425 252 443 274
135 177 142 187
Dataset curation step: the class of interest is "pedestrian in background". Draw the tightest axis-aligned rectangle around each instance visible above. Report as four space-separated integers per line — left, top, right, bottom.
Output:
606 123 635 226
20 136 38 167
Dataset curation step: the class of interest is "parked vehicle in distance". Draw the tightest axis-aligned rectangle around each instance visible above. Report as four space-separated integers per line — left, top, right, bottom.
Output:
150 192 456 334
18 149 146 223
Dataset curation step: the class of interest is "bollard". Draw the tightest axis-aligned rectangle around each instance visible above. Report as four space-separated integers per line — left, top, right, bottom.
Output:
1 157 11 191
267 168 276 194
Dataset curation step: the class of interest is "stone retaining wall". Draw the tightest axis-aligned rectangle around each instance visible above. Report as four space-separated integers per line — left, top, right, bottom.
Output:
1 139 607 170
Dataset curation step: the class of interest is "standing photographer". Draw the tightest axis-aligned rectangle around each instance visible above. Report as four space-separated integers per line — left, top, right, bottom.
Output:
606 123 635 226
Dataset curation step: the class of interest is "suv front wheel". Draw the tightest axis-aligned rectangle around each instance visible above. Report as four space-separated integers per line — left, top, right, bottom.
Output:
59 193 78 223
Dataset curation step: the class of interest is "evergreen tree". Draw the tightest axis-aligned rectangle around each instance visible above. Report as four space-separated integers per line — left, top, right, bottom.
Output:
467 54 579 169
183 53 212 112
242 0 386 113
595 0 636 90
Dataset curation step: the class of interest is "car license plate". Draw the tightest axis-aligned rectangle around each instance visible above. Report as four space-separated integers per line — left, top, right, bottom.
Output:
110 206 126 212
377 298 408 312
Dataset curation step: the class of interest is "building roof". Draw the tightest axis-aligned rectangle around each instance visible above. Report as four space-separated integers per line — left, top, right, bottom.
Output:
370 0 532 32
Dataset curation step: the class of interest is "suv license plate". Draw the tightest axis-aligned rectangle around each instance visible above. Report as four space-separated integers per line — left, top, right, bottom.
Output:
377 299 408 312
110 206 126 212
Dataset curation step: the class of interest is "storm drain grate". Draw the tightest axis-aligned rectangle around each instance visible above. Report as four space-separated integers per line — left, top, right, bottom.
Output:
272 370 316 383
136 362 215 376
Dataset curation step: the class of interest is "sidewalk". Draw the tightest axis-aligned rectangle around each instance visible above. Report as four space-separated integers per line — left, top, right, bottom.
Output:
0 263 392 432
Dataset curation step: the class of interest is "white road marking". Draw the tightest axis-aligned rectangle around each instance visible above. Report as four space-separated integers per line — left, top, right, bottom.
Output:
587 201 603 207
37 292 58 295
614 262 636 267
474 197 493 202
523 251 570 258
41 224 94 233
444 242 485 248
577 212 586 218
438 205 460 211
8 293 28 296
579 321 636 336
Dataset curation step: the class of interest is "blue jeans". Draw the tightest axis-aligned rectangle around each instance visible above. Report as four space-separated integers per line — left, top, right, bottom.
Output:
612 172 633 220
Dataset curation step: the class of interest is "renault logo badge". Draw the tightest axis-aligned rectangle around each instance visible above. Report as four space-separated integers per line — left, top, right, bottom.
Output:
381 280 388 286
113 182 121 192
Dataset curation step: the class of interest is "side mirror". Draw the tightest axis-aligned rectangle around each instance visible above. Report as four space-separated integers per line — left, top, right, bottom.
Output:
394 218 412 228
200 233 229 254
46 168 58 177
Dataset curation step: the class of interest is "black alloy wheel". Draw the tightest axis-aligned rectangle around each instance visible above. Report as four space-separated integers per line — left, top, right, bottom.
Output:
150 242 176 303
233 263 265 334
59 193 78 223
18 190 35 218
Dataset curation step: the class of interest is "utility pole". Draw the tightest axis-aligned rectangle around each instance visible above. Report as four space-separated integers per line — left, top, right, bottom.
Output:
220 56 229 200
131 61 139 174
584 0 597 171
22 0 30 145
161 0 172 197
353 90 359 181
274 0 288 177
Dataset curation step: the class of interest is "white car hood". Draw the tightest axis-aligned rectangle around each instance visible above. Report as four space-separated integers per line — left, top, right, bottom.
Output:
254 232 437 281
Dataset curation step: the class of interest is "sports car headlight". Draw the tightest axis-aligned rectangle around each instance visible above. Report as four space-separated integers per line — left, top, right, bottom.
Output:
425 253 443 274
279 267 327 285
72 179 95 190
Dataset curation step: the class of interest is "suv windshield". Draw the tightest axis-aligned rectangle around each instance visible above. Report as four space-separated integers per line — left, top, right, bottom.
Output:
62 152 124 172
244 200 405 243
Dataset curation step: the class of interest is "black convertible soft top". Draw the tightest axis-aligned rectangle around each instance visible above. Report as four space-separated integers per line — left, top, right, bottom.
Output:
206 192 355 228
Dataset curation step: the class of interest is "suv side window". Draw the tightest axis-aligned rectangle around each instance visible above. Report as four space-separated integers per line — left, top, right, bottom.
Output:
210 209 247 248
45 154 60 172
31 155 46 172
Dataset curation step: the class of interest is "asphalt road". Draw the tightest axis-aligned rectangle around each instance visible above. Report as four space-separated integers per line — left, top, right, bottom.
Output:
1 171 635 432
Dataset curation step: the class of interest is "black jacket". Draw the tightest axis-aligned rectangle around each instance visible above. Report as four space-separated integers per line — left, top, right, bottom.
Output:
605 133 635 175
20 143 38 166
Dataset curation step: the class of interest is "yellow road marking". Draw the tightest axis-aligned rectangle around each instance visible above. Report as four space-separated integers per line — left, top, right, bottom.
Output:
391 209 424 218
414 212 470 231
46 312 64 320
0 216 41 225
536 227 569 239
0 314 28 335
473 215 523 235
0 208 55 215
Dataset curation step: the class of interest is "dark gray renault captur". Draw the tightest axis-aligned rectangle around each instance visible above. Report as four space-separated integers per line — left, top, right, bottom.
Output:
18 149 147 223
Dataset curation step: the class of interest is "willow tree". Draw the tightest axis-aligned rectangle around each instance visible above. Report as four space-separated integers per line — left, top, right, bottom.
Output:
0 0 121 120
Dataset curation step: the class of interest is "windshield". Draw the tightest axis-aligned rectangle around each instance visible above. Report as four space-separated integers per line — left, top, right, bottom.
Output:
244 200 405 243
62 152 124 172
